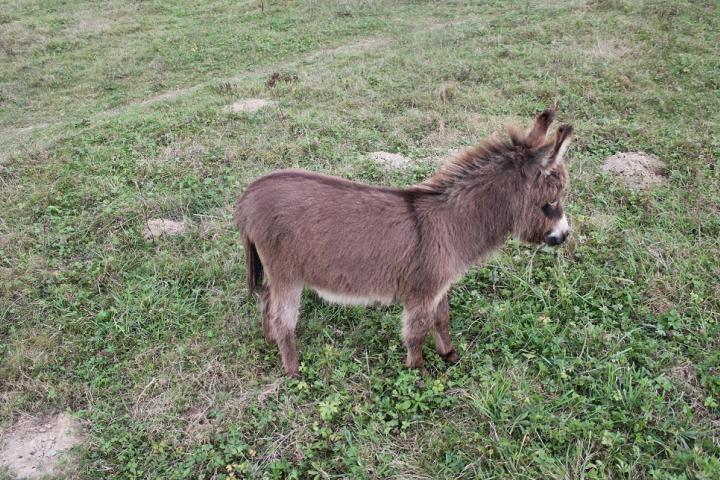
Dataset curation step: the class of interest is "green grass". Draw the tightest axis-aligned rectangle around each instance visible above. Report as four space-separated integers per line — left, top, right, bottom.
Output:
1 0 719 478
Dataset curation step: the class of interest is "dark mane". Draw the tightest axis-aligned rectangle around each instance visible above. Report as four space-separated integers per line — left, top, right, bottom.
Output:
413 126 554 195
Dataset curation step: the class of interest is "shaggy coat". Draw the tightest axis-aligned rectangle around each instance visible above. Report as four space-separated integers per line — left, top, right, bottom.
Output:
235 109 573 376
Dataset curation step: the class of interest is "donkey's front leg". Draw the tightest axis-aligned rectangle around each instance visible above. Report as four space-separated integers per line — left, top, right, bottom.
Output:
433 294 459 364
401 304 435 373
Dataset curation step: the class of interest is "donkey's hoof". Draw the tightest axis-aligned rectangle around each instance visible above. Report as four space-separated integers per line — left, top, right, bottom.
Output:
284 368 300 379
442 349 460 365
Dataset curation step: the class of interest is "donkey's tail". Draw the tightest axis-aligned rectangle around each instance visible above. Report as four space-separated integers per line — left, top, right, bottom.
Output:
243 237 264 295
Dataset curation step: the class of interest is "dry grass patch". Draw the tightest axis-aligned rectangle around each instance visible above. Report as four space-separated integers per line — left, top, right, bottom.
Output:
462 113 521 141
586 213 617 231
665 363 711 419
304 37 390 62
587 38 633 59
67 11 115 36
369 151 412 169
0 21 52 55
435 80 457 103
197 205 235 239
160 139 208 165
124 338 274 446
2 124 50 140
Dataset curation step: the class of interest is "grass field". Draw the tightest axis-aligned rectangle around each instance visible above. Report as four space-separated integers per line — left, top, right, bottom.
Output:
1 0 719 478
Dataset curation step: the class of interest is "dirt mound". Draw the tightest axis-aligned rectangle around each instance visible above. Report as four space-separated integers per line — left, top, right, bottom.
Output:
370 151 412 169
0 412 83 479
227 99 275 113
144 218 186 239
602 152 665 190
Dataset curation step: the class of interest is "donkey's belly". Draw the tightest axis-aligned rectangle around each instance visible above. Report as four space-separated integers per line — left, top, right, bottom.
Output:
313 288 394 307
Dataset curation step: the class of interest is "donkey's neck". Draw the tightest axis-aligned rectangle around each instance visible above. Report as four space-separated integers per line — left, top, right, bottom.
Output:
410 141 521 271
416 182 514 267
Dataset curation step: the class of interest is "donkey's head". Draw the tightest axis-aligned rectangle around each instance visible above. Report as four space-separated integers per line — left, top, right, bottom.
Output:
509 109 573 246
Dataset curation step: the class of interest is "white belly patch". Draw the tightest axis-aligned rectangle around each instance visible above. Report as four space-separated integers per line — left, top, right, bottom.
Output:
314 289 394 306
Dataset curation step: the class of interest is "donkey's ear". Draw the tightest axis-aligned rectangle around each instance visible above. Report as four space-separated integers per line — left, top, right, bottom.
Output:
525 108 556 148
541 124 573 168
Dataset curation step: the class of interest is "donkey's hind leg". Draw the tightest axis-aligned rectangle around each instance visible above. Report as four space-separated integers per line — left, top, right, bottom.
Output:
433 294 459 364
259 285 273 341
269 285 303 378
401 304 435 373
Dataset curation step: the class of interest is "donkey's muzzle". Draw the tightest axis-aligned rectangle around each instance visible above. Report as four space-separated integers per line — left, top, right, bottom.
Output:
545 214 569 247
545 231 568 246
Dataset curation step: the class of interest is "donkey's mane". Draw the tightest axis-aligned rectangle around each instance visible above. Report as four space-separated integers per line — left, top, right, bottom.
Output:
413 116 557 195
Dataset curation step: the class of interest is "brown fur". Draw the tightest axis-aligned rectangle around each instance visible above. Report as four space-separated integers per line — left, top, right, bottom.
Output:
235 109 573 377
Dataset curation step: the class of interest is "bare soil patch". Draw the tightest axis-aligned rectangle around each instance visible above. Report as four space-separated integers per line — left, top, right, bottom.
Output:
144 218 186 239
227 99 275 113
370 151 412 169
2 124 50 139
0 412 83 479
602 152 665 190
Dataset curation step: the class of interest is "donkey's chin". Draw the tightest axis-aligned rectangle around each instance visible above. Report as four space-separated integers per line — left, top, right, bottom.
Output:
511 231 545 246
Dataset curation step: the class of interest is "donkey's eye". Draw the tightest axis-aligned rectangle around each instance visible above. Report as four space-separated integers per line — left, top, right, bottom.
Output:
541 201 562 219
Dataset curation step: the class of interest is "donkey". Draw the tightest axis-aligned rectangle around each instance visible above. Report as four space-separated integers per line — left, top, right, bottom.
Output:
235 109 573 377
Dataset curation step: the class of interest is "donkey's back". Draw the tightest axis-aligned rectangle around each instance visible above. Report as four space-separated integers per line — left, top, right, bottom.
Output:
235 169 427 302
